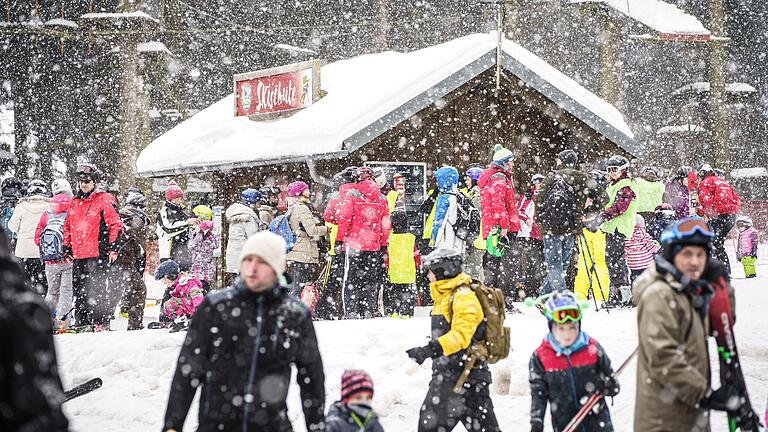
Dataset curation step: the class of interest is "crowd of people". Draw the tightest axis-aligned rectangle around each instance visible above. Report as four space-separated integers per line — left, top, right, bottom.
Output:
1 146 766 431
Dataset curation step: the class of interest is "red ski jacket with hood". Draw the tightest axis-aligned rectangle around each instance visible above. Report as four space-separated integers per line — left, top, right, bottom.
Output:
323 183 357 225
63 190 124 259
478 164 520 239
335 180 391 252
696 175 740 218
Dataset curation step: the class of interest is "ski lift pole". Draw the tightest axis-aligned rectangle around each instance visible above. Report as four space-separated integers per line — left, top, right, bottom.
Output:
479 0 512 91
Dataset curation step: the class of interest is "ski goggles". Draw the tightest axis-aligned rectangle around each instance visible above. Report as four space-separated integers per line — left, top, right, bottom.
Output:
550 307 582 324
662 218 714 243
76 164 97 180
606 164 628 174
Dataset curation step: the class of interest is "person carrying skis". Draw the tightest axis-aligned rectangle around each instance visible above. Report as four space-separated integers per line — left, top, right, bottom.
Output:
736 215 758 278
633 217 737 431
431 166 465 252
63 163 124 330
324 370 384 432
478 144 520 295
406 248 500 432
163 231 325 432
9 179 51 295
536 149 589 294
647 203 676 242
596 155 638 307
528 291 619 432
696 163 740 274
624 215 661 286
156 180 196 270
665 166 692 220
224 188 262 282
34 192 72 328
154 260 204 329
115 189 150 331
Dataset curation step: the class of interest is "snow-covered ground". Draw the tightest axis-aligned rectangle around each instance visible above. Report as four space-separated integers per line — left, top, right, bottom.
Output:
57 258 768 431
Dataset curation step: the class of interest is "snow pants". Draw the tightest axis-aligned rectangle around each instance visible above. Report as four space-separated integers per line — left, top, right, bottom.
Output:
342 250 383 319
23 258 48 296
483 237 518 297
541 234 575 294
709 214 736 275
517 238 545 297
73 257 116 327
464 246 485 283
44 261 73 320
287 261 317 298
604 231 629 291
383 282 416 317
574 229 610 301
113 262 147 330
417 374 500 432
741 256 757 278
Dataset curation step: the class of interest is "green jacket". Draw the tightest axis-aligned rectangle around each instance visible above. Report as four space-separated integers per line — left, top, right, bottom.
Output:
600 178 638 238
634 178 665 213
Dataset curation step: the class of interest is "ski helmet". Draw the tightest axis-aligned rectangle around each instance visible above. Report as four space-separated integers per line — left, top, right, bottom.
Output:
1 176 21 192
697 163 714 177
258 186 280 197
640 166 660 181
660 217 714 261
26 179 48 196
531 174 545 184
557 149 578 166
125 189 147 208
676 166 693 179
154 260 180 281
542 291 585 326
355 166 374 182
422 248 464 280
51 179 73 196
605 155 629 173
465 166 484 182
193 205 213 221
75 163 100 181
241 188 262 206
372 167 387 189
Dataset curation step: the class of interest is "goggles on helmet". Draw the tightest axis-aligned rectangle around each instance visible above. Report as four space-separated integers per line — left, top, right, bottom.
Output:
544 294 583 323
76 164 97 180
660 218 714 244
606 164 628 174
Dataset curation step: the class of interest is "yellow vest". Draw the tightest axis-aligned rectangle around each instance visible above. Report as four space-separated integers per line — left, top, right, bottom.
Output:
387 190 399 213
388 233 417 284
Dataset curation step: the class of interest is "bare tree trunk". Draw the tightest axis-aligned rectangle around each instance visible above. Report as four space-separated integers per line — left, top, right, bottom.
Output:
597 6 624 112
708 0 729 171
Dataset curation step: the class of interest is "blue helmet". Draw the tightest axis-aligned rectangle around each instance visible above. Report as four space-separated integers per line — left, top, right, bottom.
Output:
465 167 484 182
241 188 262 206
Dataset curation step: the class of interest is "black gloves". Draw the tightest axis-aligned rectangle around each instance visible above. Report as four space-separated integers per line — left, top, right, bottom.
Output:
597 375 620 397
700 385 739 412
584 217 603 233
333 241 344 256
406 340 443 365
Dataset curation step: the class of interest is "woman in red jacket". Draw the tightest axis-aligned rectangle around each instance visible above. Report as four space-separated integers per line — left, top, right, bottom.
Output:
478 144 520 299
336 168 391 319
63 164 124 330
696 164 740 273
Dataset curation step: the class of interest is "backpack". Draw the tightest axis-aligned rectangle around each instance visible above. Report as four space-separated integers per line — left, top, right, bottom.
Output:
452 193 481 241
451 280 511 392
268 208 296 251
0 206 14 239
40 212 67 262
538 174 577 234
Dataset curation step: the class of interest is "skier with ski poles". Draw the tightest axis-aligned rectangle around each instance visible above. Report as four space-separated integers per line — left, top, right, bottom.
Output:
574 167 610 304
527 291 620 432
633 217 761 431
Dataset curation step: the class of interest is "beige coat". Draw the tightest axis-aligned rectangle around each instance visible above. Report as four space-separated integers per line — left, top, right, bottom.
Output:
633 263 712 432
224 203 261 273
9 195 50 258
285 198 327 264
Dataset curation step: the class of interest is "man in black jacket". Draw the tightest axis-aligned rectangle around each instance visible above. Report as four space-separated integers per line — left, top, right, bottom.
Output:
163 231 325 432
0 228 69 431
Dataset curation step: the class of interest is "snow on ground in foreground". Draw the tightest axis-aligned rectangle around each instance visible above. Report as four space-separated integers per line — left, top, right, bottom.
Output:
57 270 768 431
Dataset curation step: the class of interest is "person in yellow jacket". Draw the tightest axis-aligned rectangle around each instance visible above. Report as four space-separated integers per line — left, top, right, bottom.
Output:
406 248 500 432
384 211 420 317
575 169 611 301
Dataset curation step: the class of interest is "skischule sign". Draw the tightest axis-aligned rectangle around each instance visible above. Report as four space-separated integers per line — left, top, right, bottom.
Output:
234 59 321 120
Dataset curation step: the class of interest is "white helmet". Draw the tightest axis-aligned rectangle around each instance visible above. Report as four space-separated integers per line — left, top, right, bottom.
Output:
51 178 73 196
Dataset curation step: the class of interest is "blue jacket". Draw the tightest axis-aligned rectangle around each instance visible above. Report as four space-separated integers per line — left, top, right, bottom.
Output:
431 166 459 243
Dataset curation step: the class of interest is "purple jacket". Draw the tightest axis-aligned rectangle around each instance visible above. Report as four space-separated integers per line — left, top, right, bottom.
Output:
738 227 758 258
665 180 689 220
187 228 219 282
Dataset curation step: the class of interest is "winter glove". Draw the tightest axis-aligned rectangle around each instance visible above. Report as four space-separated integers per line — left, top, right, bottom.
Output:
406 340 443 365
584 217 603 233
333 241 344 256
699 385 740 412
597 375 620 397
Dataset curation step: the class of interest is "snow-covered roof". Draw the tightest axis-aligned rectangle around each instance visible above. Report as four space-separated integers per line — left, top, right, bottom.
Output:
137 33 636 177
656 124 706 134
731 168 768 179
137 41 172 55
672 82 759 96
571 0 710 40
80 11 159 23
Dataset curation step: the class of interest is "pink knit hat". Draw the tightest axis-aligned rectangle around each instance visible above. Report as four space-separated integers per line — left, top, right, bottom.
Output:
165 180 184 201
286 181 309 198
340 369 374 403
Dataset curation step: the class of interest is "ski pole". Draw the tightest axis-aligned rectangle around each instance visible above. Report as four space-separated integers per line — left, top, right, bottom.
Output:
580 230 609 313
562 346 639 432
578 232 599 313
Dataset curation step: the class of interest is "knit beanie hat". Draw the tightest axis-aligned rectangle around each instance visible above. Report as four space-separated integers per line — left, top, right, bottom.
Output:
165 180 184 201
286 181 309 198
51 179 73 197
239 231 287 275
340 369 374 403
492 144 515 165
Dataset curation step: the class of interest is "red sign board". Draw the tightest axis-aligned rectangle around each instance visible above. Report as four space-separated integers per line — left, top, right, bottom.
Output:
234 60 321 120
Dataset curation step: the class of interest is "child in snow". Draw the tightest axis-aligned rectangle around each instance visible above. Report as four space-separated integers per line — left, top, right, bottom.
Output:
154 260 205 324
34 193 72 328
736 216 758 278
624 215 661 284
324 369 384 432
188 218 219 293
529 291 619 432
384 211 420 317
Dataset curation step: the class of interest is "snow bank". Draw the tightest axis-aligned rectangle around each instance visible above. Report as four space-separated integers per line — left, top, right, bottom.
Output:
572 0 710 37
57 272 768 431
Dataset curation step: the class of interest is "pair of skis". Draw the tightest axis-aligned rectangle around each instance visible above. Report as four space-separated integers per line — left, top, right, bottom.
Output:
561 346 638 432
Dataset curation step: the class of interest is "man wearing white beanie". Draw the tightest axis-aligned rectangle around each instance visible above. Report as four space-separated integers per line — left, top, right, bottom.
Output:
164 230 326 432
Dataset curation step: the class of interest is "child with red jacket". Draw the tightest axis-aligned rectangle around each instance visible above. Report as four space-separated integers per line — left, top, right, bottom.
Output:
696 164 740 274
